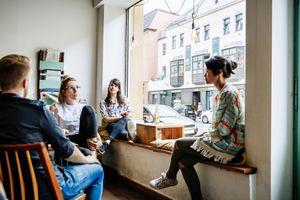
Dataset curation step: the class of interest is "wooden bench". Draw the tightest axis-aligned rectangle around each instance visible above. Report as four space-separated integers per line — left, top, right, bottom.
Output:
115 140 257 175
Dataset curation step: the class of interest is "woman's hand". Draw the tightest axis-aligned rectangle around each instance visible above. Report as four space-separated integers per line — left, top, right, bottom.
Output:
87 137 102 151
121 112 130 118
63 129 70 135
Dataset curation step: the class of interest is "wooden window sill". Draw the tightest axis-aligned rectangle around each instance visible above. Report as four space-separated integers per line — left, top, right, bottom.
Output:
115 140 257 175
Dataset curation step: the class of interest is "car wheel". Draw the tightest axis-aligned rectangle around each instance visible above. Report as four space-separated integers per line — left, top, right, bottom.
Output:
202 115 209 124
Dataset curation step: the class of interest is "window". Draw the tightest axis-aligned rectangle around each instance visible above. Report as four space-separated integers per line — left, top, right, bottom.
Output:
162 66 166 78
129 1 246 136
204 24 210 40
170 59 184 87
223 17 230 35
162 43 166 55
206 90 214 110
222 46 245 82
236 13 243 31
192 54 210 84
196 28 200 43
180 33 184 47
172 36 176 49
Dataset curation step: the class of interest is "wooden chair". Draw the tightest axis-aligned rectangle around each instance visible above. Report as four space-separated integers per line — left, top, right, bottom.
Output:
0 142 86 200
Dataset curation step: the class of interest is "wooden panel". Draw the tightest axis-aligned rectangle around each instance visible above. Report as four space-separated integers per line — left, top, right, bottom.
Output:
39 61 64 70
136 124 156 144
161 128 172 139
136 123 184 144
39 80 61 89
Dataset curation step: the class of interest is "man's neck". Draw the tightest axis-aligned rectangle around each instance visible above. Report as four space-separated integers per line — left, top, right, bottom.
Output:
2 88 23 97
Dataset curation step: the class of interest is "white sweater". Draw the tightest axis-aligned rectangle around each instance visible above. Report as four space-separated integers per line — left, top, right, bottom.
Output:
54 103 84 135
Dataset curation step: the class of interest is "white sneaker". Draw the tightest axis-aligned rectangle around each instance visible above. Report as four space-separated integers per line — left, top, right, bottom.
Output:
150 172 178 189
127 119 137 142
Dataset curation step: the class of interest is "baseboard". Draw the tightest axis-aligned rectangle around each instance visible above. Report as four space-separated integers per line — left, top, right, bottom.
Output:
103 165 172 200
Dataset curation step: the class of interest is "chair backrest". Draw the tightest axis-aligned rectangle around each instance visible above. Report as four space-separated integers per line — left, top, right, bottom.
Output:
0 142 64 200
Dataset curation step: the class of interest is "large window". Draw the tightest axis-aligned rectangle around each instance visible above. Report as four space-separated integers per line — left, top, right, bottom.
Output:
128 0 246 137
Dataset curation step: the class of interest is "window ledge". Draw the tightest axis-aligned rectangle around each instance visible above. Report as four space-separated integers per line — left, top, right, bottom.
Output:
115 140 257 175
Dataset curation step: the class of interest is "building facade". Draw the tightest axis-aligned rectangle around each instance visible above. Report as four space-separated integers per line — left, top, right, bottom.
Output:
147 0 245 111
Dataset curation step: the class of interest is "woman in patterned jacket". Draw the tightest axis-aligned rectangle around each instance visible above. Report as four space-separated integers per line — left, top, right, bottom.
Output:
150 55 245 200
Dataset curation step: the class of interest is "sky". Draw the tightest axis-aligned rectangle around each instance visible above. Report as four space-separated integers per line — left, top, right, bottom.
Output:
143 0 193 15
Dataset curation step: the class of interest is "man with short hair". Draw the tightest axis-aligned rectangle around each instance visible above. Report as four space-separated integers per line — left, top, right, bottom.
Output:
0 54 104 200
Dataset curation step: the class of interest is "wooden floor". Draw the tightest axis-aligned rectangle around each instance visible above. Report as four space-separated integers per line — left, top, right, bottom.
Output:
102 178 154 200
101 166 169 200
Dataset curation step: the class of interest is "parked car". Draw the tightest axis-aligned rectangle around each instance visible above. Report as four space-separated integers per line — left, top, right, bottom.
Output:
143 104 198 136
200 109 213 124
173 104 197 121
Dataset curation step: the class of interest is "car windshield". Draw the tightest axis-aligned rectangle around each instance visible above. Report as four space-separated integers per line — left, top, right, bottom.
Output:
146 105 179 118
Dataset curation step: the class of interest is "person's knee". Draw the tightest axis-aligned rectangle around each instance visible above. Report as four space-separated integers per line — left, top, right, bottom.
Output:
92 164 104 182
97 165 104 181
174 139 185 150
82 105 95 115
178 161 185 169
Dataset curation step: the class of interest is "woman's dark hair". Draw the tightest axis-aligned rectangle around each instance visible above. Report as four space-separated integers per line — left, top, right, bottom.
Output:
205 55 238 78
105 78 124 105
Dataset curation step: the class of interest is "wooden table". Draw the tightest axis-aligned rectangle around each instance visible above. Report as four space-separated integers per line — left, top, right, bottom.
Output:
136 123 184 144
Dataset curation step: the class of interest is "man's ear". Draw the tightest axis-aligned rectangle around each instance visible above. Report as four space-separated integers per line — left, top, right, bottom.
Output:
22 78 28 88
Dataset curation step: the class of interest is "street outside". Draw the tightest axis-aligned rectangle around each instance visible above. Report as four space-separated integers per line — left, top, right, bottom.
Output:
195 117 211 134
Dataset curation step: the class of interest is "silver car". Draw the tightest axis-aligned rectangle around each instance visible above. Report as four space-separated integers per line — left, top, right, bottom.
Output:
143 104 198 136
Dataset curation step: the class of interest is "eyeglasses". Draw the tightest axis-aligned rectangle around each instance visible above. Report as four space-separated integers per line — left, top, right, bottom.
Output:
65 85 80 92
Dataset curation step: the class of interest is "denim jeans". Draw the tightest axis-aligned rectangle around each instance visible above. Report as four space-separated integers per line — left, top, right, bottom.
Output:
55 163 104 200
106 117 128 140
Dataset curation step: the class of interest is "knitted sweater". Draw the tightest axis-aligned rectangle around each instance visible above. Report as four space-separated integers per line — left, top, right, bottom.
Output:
191 84 245 164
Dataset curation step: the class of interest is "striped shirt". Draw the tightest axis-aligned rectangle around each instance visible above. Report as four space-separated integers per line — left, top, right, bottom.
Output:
210 83 245 155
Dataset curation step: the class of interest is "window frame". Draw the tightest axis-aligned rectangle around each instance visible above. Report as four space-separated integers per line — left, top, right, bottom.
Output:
204 24 210 40
162 43 166 55
170 59 184 87
180 33 184 47
223 17 230 35
235 13 243 31
172 35 176 49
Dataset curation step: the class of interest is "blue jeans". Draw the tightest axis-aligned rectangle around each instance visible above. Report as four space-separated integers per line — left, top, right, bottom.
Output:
55 163 104 200
106 117 128 140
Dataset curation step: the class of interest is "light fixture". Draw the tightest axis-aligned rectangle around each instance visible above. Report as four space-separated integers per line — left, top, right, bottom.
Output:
130 6 138 48
191 0 198 43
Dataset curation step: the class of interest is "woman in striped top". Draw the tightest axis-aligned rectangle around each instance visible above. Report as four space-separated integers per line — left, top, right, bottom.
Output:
150 55 245 200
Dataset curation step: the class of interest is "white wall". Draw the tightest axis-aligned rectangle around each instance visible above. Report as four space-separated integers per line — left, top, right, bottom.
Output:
271 0 293 199
0 0 97 106
247 0 293 199
96 5 126 114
